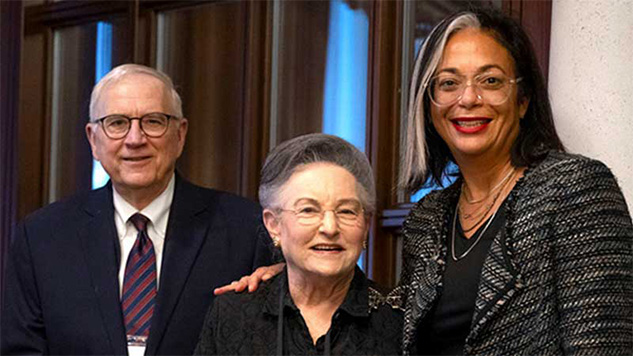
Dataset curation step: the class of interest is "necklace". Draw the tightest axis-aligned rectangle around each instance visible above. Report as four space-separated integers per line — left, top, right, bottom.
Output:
451 202 498 261
459 168 516 232
459 188 502 232
462 166 515 204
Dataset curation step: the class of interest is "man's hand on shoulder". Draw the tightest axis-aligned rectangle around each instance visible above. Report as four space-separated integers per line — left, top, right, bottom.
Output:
214 263 285 295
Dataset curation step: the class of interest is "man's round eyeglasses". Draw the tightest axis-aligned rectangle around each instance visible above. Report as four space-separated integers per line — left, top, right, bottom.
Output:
426 72 522 107
94 112 178 139
279 205 365 227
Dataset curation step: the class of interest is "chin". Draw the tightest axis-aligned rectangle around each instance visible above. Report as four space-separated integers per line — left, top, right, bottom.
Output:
452 142 492 157
307 263 355 279
115 174 160 190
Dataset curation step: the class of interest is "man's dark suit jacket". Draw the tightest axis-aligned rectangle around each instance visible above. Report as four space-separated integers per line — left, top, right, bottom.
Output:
1 176 273 355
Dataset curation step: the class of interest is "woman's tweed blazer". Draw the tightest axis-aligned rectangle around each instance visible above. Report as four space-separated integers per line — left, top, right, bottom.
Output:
394 151 633 355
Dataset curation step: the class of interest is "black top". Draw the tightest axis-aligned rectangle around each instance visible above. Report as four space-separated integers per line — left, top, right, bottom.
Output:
416 202 507 355
194 266 403 355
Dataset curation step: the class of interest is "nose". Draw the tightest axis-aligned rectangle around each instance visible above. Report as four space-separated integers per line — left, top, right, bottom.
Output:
458 81 483 108
318 210 340 237
125 119 147 146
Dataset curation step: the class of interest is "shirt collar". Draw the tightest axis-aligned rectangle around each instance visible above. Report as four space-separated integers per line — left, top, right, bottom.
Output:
337 266 369 317
263 266 369 318
112 174 175 236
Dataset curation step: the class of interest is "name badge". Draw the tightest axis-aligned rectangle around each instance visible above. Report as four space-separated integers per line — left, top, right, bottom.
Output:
127 335 148 347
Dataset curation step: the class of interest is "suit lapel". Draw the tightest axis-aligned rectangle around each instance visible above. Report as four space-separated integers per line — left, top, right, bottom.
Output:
401 185 456 353
402 182 525 353
146 177 213 354
467 191 524 347
78 184 127 355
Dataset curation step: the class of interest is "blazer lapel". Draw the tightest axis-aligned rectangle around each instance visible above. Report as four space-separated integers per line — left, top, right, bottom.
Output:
146 177 212 354
467 191 524 347
78 184 127 355
401 184 457 353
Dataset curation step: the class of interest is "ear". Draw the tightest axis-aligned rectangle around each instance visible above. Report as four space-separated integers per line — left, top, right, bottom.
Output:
518 96 530 119
362 213 372 238
85 123 100 161
176 118 188 156
263 209 282 242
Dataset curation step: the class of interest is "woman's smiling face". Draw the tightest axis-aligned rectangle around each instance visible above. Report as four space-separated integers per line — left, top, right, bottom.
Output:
263 163 368 281
429 28 529 163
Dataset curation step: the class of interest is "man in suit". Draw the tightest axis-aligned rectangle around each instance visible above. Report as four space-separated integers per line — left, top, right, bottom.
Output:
1 64 272 355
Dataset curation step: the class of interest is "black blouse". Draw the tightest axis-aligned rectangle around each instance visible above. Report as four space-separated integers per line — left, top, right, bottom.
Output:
194 266 403 355
416 201 507 355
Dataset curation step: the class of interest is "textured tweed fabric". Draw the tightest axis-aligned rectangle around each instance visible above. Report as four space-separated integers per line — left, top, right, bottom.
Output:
392 151 633 355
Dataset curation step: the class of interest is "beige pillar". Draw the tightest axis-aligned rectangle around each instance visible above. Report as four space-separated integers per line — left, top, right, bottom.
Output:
549 0 633 210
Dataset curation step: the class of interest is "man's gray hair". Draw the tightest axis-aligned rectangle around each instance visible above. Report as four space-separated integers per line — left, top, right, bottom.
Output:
259 133 376 214
89 63 183 121
400 13 480 189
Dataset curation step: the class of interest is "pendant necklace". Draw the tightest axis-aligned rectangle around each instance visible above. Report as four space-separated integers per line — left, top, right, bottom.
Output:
459 187 502 231
460 168 515 233
451 202 498 261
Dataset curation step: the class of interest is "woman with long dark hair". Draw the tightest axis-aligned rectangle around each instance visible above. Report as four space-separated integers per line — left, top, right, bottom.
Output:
396 8 632 355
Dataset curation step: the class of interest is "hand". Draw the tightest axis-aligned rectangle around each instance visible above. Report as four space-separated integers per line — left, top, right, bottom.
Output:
214 263 285 295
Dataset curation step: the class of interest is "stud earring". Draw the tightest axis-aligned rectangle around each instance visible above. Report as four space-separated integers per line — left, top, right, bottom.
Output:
362 240 368 250
272 236 281 248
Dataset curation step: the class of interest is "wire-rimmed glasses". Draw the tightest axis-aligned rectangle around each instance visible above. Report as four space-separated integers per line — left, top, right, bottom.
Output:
279 202 365 227
94 112 178 139
427 72 522 107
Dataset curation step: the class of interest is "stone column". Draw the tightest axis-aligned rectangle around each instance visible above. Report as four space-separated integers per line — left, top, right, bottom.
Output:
549 0 633 210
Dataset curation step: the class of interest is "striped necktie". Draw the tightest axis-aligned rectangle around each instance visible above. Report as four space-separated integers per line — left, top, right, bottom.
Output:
122 213 157 345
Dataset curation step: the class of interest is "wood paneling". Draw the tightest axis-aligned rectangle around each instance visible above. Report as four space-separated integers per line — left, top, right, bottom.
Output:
24 1 127 35
517 0 552 80
1 0 23 298
49 24 98 202
12 0 553 287
18 32 49 219
367 0 402 286
240 1 272 200
273 1 330 144
160 2 247 194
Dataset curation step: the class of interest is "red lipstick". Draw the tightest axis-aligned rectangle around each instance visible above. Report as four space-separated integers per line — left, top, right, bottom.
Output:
450 117 491 134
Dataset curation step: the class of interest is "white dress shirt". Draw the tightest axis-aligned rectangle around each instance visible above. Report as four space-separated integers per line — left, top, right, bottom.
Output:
113 174 175 356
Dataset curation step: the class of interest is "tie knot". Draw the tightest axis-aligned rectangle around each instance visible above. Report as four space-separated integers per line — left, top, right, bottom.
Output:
129 213 149 232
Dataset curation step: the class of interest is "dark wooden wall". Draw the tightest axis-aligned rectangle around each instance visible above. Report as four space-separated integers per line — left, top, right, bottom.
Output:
1 0 552 288
0 0 23 303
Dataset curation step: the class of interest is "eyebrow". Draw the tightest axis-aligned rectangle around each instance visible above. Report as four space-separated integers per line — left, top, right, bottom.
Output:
292 198 361 206
436 64 507 76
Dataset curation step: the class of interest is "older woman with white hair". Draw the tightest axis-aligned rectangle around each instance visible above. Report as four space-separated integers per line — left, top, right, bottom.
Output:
195 133 402 355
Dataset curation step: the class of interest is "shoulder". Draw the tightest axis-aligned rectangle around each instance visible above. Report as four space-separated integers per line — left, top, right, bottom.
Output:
212 276 277 320
406 182 458 226
20 187 107 231
412 182 459 212
176 179 263 229
528 151 613 179
512 151 632 241
402 182 458 254
520 151 626 204
180 179 261 214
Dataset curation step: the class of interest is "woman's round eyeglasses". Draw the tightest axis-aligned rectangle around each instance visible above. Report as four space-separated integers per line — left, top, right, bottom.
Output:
426 72 522 107
94 112 178 139
279 204 365 227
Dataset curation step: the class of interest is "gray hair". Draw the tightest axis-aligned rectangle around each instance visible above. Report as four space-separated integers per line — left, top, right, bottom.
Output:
89 64 183 121
400 13 480 189
259 133 376 214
